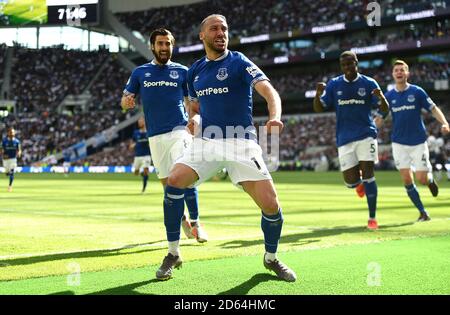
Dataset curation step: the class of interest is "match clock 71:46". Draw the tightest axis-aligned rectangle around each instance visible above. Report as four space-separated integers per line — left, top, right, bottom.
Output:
47 0 99 25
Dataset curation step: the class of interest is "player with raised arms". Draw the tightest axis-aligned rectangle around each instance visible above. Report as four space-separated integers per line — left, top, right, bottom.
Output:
313 51 389 230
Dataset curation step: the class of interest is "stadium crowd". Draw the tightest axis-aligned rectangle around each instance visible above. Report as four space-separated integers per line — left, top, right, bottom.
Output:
271 61 450 96
10 46 109 113
116 0 450 45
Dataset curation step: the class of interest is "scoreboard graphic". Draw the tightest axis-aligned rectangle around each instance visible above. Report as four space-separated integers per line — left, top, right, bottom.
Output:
0 0 99 26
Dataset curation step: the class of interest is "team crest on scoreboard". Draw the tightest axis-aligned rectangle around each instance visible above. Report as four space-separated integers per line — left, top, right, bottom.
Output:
169 70 179 79
216 68 229 81
357 88 366 97
407 94 415 103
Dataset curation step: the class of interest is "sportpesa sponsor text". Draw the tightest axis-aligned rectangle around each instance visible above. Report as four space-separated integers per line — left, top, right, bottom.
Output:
338 99 365 105
143 80 178 88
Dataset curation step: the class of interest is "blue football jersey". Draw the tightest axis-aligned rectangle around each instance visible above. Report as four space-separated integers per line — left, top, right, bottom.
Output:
2 137 20 159
133 129 151 157
385 84 435 145
320 73 381 147
187 50 269 140
124 60 189 137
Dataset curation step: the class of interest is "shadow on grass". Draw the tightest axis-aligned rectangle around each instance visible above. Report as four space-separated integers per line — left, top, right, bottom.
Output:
221 222 415 249
0 241 198 267
86 279 159 295
217 273 280 295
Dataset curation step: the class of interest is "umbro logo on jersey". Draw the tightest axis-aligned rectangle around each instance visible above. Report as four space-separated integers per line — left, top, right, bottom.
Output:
216 68 228 81
194 75 199 82
337 91 343 95
357 88 366 97
392 100 397 104
170 70 179 79
145 72 151 77
407 95 415 102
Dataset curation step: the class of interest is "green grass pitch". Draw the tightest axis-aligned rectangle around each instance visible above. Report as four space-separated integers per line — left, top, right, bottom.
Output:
3 0 47 25
0 171 449 294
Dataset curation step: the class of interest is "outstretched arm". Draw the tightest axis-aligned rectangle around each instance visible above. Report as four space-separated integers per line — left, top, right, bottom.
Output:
254 80 283 134
431 106 450 135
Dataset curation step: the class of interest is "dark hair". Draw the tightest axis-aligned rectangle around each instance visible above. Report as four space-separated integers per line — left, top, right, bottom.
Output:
340 50 358 62
149 28 175 46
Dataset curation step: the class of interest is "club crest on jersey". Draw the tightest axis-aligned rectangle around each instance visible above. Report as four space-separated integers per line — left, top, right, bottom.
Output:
216 68 228 81
357 88 366 97
169 70 179 79
408 95 415 103
145 72 151 77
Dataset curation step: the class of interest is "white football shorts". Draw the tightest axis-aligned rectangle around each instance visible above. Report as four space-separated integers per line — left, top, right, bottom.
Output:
392 142 432 172
337 137 378 172
149 129 193 179
2 158 17 173
133 155 152 172
175 137 272 187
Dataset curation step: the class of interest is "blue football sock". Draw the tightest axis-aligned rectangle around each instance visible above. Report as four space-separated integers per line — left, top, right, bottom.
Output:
363 178 378 219
405 184 426 214
142 175 148 192
163 186 185 242
184 187 199 221
9 173 14 186
261 208 284 253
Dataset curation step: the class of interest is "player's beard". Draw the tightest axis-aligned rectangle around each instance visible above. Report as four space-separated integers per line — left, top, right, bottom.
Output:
153 49 171 65
205 37 227 54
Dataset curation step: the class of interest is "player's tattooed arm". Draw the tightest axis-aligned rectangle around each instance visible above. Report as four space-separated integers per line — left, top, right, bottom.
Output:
372 88 389 114
313 82 326 113
431 106 450 135
121 91 136 110
254 80 284 134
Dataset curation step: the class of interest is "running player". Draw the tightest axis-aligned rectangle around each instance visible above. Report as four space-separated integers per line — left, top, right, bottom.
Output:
1 127 21 192
313 51 389 230
375 60 449 221
130 117 152 193
121 28 208 242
